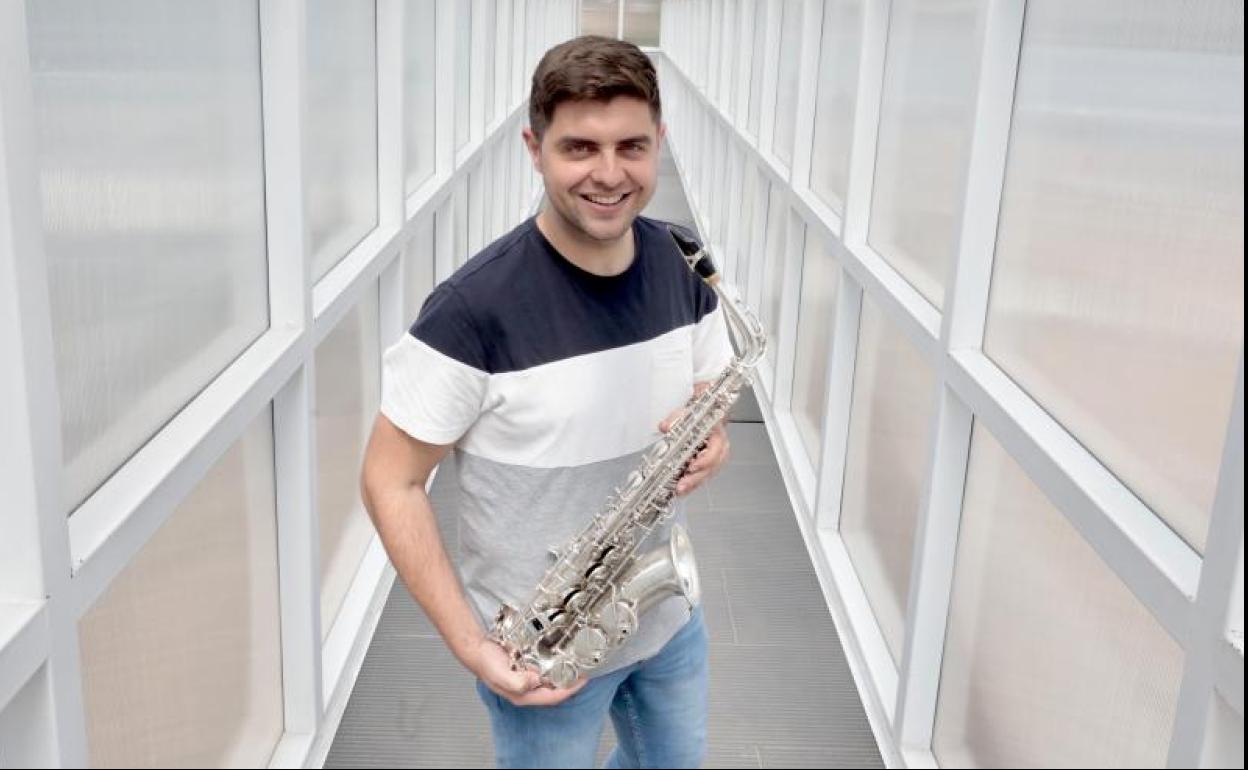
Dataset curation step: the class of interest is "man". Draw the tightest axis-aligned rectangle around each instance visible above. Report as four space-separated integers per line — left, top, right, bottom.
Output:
361 35 733 768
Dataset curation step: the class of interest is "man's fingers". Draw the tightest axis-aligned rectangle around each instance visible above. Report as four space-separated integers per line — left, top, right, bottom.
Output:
506 676 588 707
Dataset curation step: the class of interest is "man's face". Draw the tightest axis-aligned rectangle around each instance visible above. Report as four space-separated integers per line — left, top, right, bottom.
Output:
524 96 664 245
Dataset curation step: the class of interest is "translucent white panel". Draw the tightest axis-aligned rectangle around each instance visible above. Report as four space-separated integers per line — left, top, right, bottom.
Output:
983 0 1244 554
493 0 511 122
624 0 661 46
317 288 382 640
771 0 802 166
934 424 1184 768
481 0 496 127
735 163 760 291
80 408 283 768
791 234 840 466
455 0 472 151
455 177 469 267
717 0 737 115
28 1 270 515
581 0 619 37
404 217 436 323
1201 692 1245 768
840 299 936 664
761 184 789 375
747 0 768 138
867 0 986 309
307 0 379 281
809 0 863 215
404 0 438 195
0 666 53 767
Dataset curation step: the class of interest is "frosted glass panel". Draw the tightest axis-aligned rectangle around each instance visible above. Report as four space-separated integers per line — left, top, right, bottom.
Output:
747 0 768 138
761 185 789 377
317 287 381 640
810 0 863 215
623 0 659 47
840 299 936 663
771 0 802 166
455 0 472 150
1201 692 1245 769
80 408 283 768
307 0 379 281
404 217 436 324
791 234 840 466
867 0 986 309
405 0 437 195
0 666 51 767
983 0 1244 554
28 0 270 515
934 424 1183 768
581 0 619 38
481 0 496 127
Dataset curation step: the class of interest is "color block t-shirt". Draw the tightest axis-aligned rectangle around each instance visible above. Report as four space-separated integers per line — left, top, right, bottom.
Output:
381 215 733 674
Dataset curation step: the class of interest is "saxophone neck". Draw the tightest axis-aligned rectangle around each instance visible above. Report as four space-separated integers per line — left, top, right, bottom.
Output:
666 224 768 368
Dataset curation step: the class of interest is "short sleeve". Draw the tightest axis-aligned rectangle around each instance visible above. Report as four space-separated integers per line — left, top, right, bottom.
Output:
380 285 489 445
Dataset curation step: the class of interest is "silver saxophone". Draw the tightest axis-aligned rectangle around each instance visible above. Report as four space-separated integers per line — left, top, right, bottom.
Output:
490 224 767 688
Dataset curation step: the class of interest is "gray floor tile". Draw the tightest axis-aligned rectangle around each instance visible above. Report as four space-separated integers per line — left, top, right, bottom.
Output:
722 567 841 648
758 743 885 769
685 508 810 573
706 464 792 514
725 422 776 465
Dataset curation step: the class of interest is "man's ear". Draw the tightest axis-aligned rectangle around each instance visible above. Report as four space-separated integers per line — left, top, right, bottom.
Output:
521 127 543 173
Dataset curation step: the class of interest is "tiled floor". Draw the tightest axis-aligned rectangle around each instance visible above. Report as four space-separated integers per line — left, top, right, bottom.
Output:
326 390 883 768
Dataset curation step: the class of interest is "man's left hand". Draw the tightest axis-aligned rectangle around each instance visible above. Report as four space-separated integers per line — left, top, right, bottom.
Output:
658 384 731 496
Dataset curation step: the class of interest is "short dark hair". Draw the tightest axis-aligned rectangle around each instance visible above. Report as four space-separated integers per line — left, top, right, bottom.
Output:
529 35 661 141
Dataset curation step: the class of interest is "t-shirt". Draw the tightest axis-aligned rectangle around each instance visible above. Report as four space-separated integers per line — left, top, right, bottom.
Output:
380 214 734 674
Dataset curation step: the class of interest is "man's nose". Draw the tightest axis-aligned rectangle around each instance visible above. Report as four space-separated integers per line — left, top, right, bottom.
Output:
590 151 626 187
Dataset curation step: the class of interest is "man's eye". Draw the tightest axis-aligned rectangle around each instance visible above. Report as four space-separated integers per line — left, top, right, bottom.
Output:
566 144 593 157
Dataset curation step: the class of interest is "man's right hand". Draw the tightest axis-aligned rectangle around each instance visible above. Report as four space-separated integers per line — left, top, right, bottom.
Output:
466 635 589 707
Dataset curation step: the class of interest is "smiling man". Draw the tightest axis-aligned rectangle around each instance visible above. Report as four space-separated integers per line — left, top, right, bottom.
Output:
362 36 733 768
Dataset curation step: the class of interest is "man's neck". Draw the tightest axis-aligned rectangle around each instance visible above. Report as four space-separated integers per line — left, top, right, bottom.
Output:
536 209 635 277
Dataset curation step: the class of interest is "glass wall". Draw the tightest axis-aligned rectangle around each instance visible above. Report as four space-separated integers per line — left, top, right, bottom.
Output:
934 423 1184 767
868 0 987 309
790 231 840 466
839 299 936 663
306 0 379 281
982 0 1245 553
404 0 438 195
809 0 863 216
581 0 620 37
28 0 270 514
317 288 382 639
79 408 283 768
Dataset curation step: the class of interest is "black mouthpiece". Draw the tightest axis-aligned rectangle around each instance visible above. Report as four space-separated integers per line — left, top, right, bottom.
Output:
667 224 719 284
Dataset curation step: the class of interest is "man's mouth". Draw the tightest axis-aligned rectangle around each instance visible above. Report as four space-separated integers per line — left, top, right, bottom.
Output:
580 191 631 210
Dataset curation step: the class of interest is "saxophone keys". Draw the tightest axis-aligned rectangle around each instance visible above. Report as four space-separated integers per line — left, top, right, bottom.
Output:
598 601 639 645
571 625 609 666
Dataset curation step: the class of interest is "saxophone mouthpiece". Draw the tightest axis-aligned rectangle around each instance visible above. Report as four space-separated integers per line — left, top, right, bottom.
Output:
667 224 720 286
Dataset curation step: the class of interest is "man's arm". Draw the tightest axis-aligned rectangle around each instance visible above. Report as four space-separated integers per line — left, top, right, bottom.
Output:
359 414 586 705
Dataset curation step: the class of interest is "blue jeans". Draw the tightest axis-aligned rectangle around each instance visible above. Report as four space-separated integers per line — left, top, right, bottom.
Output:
476 609 709 768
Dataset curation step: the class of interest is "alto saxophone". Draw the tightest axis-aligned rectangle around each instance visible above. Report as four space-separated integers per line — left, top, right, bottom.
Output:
490 224 767 687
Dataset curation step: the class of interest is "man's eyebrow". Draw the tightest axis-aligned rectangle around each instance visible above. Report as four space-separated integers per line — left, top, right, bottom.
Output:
554 136 653 148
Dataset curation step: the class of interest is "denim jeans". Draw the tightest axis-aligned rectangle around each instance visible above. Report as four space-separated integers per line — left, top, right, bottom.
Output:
475 609 709 768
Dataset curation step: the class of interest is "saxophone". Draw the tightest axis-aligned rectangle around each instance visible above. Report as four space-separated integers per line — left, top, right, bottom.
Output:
489 224 767 687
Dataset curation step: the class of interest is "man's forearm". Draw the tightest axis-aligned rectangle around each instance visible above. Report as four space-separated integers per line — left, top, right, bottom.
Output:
364 481 484 666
